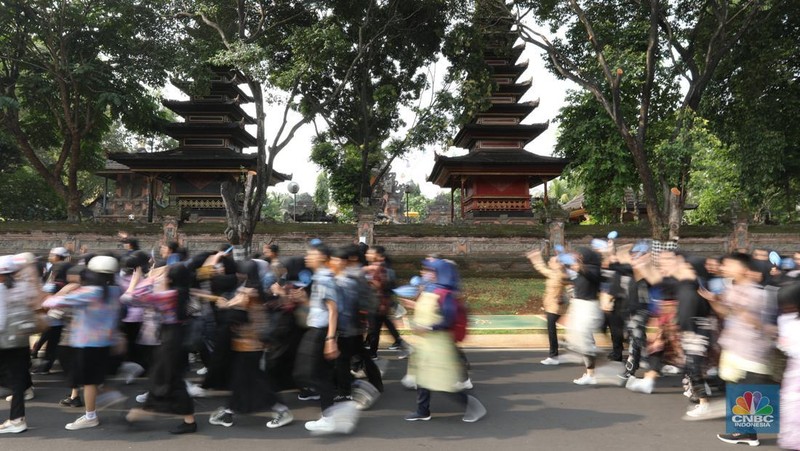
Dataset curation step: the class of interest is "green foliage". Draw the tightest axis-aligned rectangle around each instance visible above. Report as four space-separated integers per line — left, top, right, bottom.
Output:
0 166 66 220
554 91 640 223
313 172 330 213
512 0 777 235
0 0 180 219
700 0 800 224
261 191 290 222
300 0 460 206
311 141 369 208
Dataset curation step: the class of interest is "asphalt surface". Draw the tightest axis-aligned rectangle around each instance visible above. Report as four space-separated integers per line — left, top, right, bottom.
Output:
0 349 780 451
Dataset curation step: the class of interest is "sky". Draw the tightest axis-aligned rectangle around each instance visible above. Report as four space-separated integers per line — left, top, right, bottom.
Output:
167 37 576 200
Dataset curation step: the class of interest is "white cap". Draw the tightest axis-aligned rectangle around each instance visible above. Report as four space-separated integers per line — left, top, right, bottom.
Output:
50 247 70 257
13 252 36 266
0 255 19 274
87 256 119 274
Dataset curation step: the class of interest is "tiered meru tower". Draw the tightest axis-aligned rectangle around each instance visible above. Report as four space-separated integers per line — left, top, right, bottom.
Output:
428 2 568 222
102 68 289 222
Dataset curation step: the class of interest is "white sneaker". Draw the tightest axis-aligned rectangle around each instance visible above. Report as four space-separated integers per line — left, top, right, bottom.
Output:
0 418 27 434
572 373 597 386
661 364 681 375
120 362 145 384
625 377 654 394
135 392 148 403
454 378 473 391
185 381 207 398
400 375 417 390
350 369 367 379
685 403 709 418
266 409 293 429
196 367 208 376
463 395 487 423
304 416 336 434
95 390 127 410
65 415 99 430
5 388 34 402
683 399 727 421
541 357 560 366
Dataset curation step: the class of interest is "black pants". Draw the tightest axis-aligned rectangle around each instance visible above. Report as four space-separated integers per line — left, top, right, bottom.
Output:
335 336 359 396
121 321 143 366
32 325 63 370
349 334 384 392
293 327 335 413
546 313 561 358
625 308 650 375
229 351 278 414
367 313 401 358
603 310 625 360
682 317 714 400
0 347 31 420
415 388 468 416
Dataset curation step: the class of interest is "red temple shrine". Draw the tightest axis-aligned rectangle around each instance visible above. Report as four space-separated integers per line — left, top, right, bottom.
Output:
99 68 290 222
428 4 568 223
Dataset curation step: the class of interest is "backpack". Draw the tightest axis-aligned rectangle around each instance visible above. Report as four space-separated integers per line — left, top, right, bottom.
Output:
350 271 378 315
0 281 38 349
433 287 468 342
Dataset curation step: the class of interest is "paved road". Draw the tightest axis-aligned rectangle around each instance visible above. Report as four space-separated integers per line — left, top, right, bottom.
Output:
0 350 779 451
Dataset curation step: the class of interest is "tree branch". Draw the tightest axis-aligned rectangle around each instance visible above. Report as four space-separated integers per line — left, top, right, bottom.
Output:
176 11 231 49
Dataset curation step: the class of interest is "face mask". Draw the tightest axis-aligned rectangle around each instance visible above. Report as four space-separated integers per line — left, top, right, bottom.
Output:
422 272 436 283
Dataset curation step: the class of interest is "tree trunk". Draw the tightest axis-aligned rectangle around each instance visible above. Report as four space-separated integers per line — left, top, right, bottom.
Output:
221 178 242 246
622 135 669 240
65 136 82 222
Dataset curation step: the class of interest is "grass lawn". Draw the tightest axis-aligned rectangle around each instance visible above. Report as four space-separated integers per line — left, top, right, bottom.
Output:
461 277 546 315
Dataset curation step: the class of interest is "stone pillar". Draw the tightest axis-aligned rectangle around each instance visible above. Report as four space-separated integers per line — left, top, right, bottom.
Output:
731 216 750 253
163 216 178 244
357 210 375 245
548 218 565 256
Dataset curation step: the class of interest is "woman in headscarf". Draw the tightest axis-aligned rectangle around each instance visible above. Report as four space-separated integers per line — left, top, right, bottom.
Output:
404 258 486 423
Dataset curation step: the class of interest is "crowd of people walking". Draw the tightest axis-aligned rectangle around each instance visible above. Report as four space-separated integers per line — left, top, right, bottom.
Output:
528 236 799 449
0 232 798 450
0 237 482 436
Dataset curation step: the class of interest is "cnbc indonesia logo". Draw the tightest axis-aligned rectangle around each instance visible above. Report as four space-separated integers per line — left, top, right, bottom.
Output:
731 391 774 428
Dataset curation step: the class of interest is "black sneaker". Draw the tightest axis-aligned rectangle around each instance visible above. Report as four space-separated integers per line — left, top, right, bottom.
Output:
333 395 353 403
405 411 431 421
59 396 84 408
388 341 404 351
297 389 320 401
209 408 234 427
716 433 759 446
31 366 51 375
169 421 198 434
618 370 633 380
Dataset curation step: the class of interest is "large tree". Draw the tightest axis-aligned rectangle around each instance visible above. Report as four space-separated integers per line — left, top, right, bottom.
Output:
305 0 457 209
699 0 800 223
502 0 782 239
170 0 379 251
0 0 177 221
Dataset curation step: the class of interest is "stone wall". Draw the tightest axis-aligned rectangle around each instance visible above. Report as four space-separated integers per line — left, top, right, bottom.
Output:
0 220 797 278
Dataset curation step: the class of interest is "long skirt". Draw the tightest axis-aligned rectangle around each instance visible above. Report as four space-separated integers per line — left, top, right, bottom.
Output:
229 351 277 414
566 298 603 356
143 324 193 415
